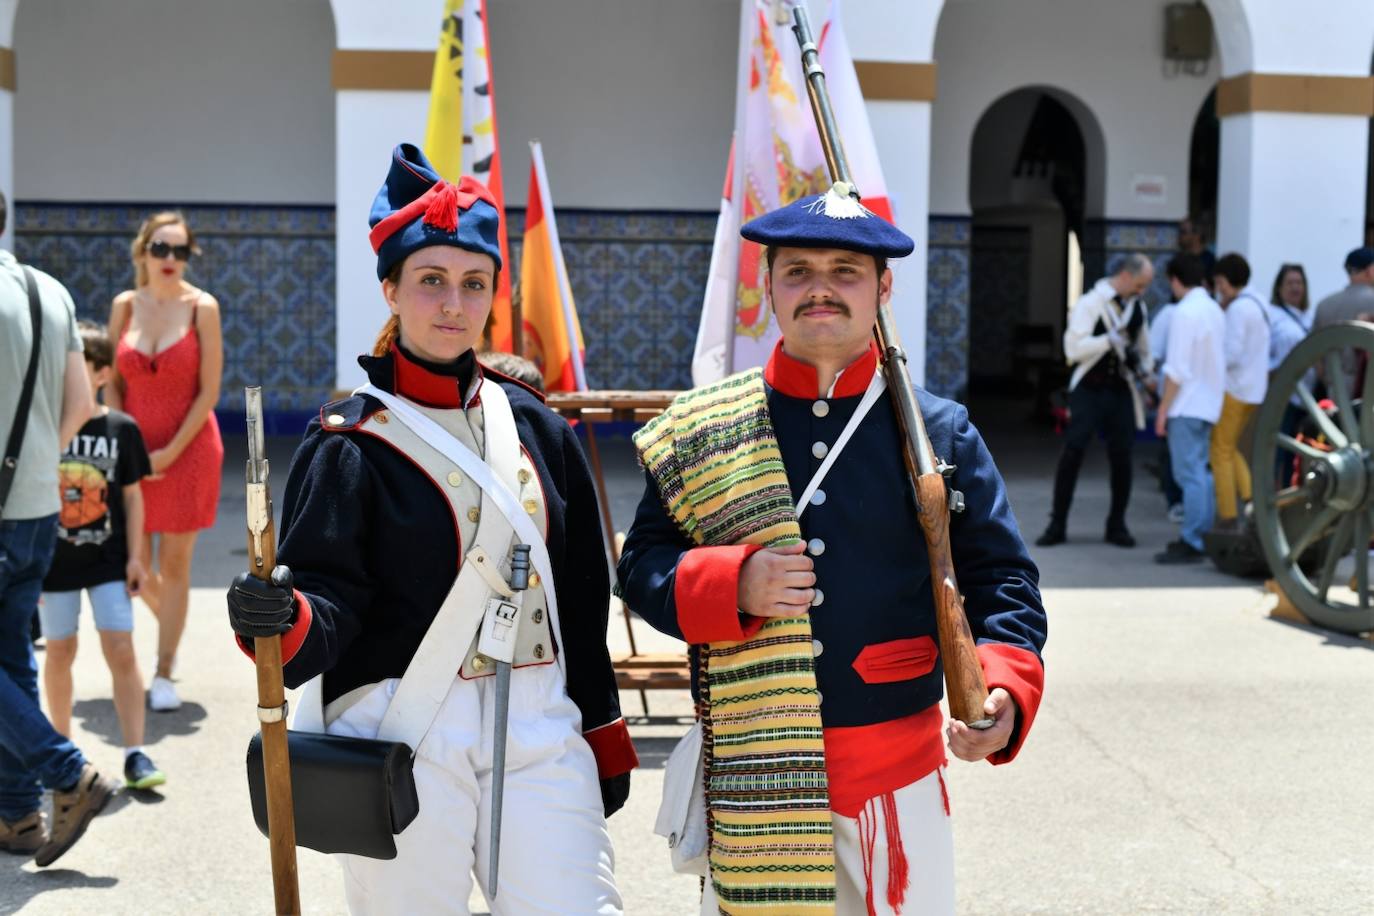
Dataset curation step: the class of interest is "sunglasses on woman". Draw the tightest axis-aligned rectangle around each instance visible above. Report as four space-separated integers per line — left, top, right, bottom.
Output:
146 240 193 261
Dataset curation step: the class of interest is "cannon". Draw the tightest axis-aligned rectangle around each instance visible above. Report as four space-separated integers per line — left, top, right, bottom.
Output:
1249 321 1374 635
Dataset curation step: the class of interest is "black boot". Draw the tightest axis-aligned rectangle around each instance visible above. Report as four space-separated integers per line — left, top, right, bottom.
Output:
1104 524 1136 547
1040 446 1084 547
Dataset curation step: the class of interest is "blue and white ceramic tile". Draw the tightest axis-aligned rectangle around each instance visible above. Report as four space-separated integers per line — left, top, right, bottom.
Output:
925 215 972 400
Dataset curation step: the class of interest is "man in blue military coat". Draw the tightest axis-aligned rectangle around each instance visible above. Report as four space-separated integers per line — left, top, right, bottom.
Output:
618 184 1047 915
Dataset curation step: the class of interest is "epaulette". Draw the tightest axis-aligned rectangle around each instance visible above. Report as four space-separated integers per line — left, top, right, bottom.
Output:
318 393 380 432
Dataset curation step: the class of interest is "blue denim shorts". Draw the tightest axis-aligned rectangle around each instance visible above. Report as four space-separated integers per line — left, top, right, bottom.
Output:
39 580 134 639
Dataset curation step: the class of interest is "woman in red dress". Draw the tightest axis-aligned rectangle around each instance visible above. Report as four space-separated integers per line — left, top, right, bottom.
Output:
108 212 224 711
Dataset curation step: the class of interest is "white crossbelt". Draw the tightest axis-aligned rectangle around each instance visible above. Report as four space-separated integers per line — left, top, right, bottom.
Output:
293 381 563 753
796 371 887 518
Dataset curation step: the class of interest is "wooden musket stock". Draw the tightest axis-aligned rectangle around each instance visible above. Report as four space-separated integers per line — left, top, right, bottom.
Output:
245 387 301 914
790 8 992 728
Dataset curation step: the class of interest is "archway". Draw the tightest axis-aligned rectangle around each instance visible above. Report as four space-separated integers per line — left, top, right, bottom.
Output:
967 86 1104 399
1189 89 1220 250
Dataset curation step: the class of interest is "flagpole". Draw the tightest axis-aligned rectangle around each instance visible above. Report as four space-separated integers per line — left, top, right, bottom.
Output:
529 140 587 391
723 0 753 376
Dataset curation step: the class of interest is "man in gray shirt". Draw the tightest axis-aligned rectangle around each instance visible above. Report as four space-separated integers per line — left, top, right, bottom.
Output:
0 191 120 866
1311 247 1374 332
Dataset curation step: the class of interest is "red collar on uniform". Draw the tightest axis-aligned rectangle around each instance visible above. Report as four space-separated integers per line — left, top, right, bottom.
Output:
390 343 480 408
763 338 879 399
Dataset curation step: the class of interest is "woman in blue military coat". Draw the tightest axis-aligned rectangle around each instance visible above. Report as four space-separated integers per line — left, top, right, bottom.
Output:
227 144 635 915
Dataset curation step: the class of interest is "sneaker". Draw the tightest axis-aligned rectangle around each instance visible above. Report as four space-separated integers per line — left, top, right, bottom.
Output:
0 810 46 856
34 764 119 867
1104 526 1136 548
124 751 166 791
1167 503 1185 524
1035 526 1066 547
149 676 181 712
1155 539 1205 564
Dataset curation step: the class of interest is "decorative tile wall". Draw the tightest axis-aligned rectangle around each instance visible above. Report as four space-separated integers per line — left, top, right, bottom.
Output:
16 203 717 422
506 208 717 391
17 203 998 420
15 202 336 419
926 216 972 400
1083 218 1178 311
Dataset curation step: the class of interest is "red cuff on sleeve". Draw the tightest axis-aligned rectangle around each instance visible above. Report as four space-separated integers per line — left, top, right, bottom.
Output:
674 544 767 643
232 590 313 666
977 643 1044 765
583 718 639 779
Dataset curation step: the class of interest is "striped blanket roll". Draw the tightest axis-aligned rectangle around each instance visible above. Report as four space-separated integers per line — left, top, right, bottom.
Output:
635 369 836 914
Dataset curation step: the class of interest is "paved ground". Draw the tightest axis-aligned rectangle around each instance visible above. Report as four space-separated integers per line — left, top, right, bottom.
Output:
4 401 1371 914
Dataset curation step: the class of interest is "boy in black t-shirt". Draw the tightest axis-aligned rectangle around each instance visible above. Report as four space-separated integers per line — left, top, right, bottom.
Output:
40 322 165 791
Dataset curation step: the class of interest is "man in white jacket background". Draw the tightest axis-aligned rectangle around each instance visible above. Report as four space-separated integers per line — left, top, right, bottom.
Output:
1209 253 1269 531
1038 254 1154 548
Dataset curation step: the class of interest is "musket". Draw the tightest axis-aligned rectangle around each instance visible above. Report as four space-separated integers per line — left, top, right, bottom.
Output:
790 7 993 729
245 387 302 914
487 542 532 898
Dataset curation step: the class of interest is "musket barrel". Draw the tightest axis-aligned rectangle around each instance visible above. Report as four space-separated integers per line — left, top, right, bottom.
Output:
790 4 991 727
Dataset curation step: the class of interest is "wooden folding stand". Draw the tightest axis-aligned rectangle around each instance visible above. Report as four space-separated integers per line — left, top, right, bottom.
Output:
548 391 690 713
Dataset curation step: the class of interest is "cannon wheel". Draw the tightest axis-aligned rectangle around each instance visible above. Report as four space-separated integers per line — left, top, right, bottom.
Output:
1252 321 1374 635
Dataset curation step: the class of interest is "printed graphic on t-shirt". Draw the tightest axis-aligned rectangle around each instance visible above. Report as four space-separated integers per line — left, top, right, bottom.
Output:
57 431 122 546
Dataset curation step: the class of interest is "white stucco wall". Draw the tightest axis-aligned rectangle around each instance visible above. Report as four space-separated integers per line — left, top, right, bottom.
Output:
486 0 737 210
931 0 1219 220
12 0 335 203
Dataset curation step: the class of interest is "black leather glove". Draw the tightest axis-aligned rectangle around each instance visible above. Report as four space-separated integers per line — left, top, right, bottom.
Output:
600 771 631 818
227 566 297 638
1124 347 1141 373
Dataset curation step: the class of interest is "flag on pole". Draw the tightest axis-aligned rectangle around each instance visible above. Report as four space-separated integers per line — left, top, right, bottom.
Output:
693 1 827 381
520 142 587 393
818 0 893 222
692 0 895 383
690 136 737 386
423 0 516 352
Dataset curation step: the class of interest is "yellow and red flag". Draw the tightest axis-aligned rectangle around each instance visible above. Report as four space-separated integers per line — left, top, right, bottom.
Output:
519 142 586 392
423 0 516 351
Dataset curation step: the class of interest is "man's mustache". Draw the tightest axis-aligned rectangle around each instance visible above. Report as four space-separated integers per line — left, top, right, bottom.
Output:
793 298 852 320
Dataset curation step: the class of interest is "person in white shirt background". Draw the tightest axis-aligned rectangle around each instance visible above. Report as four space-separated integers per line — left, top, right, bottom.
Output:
1266 263 1311 488
1154 254 1226 563
1209 253 1270 531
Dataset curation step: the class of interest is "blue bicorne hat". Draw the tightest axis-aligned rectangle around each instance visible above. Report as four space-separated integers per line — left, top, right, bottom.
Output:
369 143 503 280
740 181 914 258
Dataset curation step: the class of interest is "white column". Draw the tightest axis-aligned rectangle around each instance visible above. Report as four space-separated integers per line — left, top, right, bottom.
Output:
1217 111 1369 300
868 100 931 385
334 89 430 390
845 0 943 387
1212 0 1374 301
330 0 443 390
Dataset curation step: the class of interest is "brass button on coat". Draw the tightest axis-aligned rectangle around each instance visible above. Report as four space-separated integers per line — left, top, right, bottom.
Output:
531 608 544 624
374 412 389 424
523 498 539 515
812 400 830 418
471 655 488 672
529 572 541 588
467 507 481 523
533 644 545 659
446 471 463 487
518 469 532 484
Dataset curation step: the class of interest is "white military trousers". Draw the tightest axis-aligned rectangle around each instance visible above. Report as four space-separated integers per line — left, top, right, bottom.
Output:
328 663 622 915
699 768 953 916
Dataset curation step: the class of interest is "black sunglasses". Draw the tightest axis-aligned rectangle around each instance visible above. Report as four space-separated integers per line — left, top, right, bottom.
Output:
146 240 193 261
